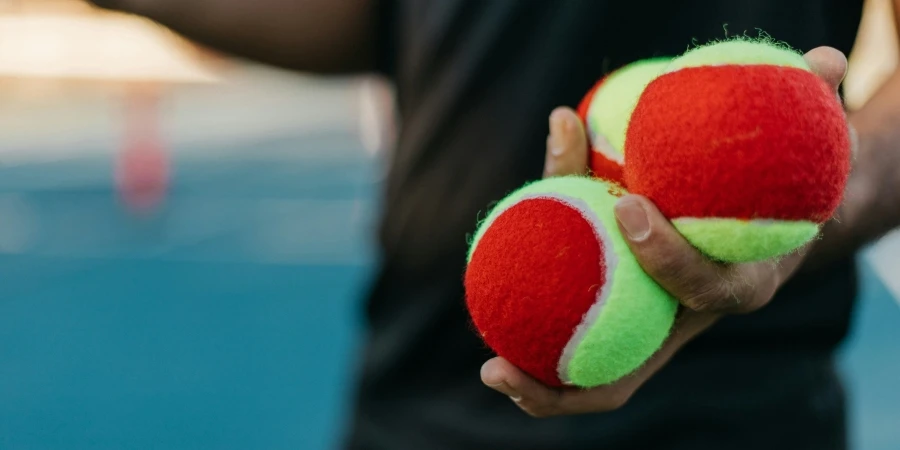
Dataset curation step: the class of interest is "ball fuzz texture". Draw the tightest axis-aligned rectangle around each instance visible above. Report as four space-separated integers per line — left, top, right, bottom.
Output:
577 58 671 185
464 176 678 388
624 40 851 262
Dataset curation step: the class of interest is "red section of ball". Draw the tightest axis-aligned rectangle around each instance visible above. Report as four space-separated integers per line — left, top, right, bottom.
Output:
624 65 850 222
589 151 625 186
465 197 606 387
576 77 626 186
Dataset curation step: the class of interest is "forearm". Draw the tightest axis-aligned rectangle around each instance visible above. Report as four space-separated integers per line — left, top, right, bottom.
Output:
88 0 381 73
801 70 900 271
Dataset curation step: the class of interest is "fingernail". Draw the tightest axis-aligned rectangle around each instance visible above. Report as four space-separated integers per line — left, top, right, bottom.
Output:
549 112 567 156
481 363 523 401
546 134 563 157
496 383 522 401
551 109 576 134
615 197 651 241
484 380 523 401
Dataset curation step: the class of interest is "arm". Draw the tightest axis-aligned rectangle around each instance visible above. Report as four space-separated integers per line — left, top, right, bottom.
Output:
88 0 385 74
482 42 895 417
804 75 900 269
801 0 900 270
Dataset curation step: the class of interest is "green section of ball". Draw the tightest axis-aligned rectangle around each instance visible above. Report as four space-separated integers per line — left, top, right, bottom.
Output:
541 177 677 387
666 38 810 72
586 57 671 156
673 218 820 263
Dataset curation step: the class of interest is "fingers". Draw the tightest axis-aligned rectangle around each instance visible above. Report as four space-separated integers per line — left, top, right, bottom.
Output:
481 357 562 417
480 310 722 418
804 46 848 93
481 357 626 417
543 107 588 178
613 194 797 314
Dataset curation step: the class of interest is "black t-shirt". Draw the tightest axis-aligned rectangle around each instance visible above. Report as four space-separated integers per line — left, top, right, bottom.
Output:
346 1 863 449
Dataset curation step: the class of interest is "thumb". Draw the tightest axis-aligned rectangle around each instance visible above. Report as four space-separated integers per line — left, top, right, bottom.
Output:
612 195 729 308
613 195 782 314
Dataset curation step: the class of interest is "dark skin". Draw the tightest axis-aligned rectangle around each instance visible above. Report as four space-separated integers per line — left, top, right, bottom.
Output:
90 0 900 417
88 0 381 73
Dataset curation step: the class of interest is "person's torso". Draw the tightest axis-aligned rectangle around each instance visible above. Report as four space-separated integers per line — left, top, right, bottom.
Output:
350 1 864 448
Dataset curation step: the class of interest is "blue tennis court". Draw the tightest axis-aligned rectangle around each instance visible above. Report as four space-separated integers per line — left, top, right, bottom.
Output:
0 125 897 449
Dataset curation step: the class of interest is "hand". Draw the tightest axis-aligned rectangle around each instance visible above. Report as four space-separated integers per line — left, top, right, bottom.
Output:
481 47 852 418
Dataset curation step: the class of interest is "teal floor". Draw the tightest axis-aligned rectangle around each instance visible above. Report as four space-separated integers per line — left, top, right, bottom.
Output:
839 257 900 450
0 133 897 449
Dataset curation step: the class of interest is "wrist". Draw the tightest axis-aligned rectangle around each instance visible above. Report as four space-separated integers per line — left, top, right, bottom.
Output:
797 113 897 271
848 115 900 219
835 114 899 240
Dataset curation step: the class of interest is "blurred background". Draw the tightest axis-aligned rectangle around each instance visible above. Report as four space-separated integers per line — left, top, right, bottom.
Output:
0 0 898 449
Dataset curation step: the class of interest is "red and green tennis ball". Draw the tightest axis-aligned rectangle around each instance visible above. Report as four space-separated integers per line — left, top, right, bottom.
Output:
576 57 671 185
464 176 678 388
623 39 852 262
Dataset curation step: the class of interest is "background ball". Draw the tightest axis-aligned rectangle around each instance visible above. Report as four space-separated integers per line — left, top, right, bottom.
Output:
576 58 670 185
464 176 678 388
623 39 851 262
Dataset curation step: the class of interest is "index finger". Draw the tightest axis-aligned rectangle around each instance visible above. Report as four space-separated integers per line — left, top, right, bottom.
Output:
543 107 589 178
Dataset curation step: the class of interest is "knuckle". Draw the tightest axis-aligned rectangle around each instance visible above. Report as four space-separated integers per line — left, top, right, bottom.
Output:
605 391 633 411
680 279 732 312
644 247 688 276
646 252 711 294
520 403 552 418
741 271 780 313
525 390 566 418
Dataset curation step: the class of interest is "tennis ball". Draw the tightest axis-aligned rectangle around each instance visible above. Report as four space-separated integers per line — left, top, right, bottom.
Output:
623 39 851 262
576 58 671 185
464 176 678 388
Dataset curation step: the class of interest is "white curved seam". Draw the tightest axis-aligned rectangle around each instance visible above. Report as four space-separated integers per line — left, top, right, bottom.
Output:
672 217 816 226
516 194 618 385
663 62 728 74
475 192 620 385
664 61 809 75
585 102 625 164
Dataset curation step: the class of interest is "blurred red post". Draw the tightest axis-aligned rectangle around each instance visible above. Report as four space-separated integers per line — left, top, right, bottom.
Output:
115 83 170 215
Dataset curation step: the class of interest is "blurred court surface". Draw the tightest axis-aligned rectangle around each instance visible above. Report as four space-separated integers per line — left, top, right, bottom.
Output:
0 1 899 449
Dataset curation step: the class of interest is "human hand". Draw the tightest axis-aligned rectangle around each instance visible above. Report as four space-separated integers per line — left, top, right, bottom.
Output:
482 47 851 417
